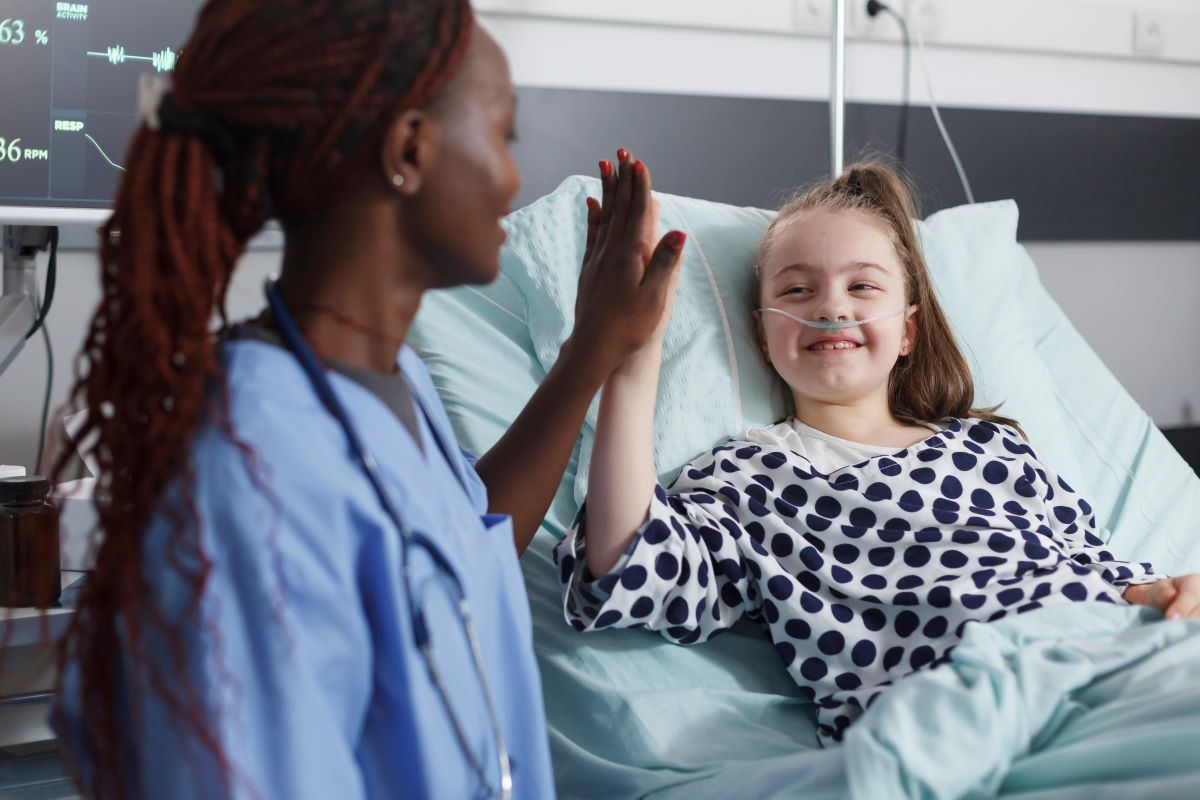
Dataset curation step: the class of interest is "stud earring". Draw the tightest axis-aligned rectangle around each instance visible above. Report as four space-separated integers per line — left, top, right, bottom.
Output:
392 174 405 187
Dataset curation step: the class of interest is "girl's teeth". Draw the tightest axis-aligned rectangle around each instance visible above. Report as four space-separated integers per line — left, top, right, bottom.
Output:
812 341 858 350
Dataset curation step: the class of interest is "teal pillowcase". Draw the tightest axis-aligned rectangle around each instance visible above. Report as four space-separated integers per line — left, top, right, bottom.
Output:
501 175 786 504
915 201 1091 501
919 201 1199 574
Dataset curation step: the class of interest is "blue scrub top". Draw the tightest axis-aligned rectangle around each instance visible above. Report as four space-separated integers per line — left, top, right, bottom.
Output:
55 340 555 799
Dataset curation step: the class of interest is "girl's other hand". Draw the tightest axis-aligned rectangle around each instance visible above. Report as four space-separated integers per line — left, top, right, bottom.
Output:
1123 574 1200 619
566 148 686 381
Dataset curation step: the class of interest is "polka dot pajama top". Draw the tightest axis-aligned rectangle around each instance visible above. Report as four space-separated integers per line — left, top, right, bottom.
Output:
555 418 1158 743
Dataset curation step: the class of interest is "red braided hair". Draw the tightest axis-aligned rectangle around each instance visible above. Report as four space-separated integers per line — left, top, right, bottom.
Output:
47 2 474 796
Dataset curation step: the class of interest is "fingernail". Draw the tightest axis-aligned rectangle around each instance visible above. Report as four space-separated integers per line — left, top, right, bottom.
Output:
586 197 598 210
665 231 686 250
634 160 645 175
617 148 630 162
599 160 612 178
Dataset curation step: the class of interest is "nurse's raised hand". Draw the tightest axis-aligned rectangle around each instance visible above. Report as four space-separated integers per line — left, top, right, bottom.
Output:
478 148 685 555
568 148 686 381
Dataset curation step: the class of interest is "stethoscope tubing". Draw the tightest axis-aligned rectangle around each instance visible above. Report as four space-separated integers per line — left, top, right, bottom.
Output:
262 279 512 799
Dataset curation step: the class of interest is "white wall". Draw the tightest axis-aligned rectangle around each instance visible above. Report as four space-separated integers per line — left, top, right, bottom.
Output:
482 4 1200 117
1028 241 1200 427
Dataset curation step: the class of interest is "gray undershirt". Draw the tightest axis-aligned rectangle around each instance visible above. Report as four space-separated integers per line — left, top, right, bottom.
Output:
227 320 423 452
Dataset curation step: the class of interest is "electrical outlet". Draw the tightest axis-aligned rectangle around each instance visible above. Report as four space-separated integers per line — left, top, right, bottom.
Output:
1133 12 1166 56
792 0 832 35
910 0 941 42
847 0 889 37
847 0 940 41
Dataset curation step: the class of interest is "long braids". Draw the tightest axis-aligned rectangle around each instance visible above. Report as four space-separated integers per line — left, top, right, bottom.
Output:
48 2 474 796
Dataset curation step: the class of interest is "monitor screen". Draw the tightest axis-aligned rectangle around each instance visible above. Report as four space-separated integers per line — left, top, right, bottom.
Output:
0 0 204 224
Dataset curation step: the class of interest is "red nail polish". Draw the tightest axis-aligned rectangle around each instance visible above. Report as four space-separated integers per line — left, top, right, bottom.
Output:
586 197 598 210
617 148 630 162
599 160 612 178
633 160 645 175
665 231 686 250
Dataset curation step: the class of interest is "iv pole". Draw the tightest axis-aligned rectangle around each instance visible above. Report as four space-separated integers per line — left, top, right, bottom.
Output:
831 0 847 178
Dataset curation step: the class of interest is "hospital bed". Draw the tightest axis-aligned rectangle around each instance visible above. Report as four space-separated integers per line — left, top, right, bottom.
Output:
409 175 1200 798
412 3 1200 791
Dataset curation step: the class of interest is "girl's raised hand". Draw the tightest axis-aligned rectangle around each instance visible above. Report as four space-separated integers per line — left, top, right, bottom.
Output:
568 148 686 380
1124 574 1200 619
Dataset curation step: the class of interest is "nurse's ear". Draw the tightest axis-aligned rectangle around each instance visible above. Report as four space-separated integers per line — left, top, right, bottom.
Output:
380 109 440 196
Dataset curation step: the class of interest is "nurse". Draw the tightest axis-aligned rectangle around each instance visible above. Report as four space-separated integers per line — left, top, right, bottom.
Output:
49 1 683 798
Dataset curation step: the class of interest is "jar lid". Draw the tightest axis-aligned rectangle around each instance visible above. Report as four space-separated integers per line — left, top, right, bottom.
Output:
0 475 51 504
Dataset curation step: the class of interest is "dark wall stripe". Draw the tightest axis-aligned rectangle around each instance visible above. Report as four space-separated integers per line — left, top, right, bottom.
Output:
512 86 1200 242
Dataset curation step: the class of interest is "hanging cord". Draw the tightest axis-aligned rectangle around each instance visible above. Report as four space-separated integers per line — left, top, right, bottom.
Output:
868 1 974 203
23 226 58 340
34 286 53 471
866 0 910 164
16 227 58 471
911 5 975 203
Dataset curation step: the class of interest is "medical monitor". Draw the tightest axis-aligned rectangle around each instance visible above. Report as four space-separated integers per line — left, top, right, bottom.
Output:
0 0 204 225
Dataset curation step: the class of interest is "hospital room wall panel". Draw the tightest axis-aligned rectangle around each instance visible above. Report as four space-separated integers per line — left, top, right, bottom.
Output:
510 87 1200 241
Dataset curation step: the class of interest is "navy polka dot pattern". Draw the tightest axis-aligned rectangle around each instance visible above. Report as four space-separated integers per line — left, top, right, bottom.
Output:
556 418 1157 745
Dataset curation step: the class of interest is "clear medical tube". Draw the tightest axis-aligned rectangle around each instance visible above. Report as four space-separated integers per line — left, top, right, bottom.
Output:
757 307 907 330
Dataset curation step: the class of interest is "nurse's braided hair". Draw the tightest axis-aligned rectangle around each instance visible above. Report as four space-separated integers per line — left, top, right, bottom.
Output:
755 160 1024 436
48 1 473 796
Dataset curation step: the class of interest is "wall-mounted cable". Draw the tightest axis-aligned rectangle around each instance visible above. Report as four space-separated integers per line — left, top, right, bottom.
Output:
866 0 910 164
867 0 975 203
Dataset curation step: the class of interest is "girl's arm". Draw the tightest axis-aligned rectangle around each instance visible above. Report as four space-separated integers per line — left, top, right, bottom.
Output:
1122 575 1200 618
569 154 684 577
1039 459 1200 616
556 441 762 644
1027 445 1157 587
584 336 668 577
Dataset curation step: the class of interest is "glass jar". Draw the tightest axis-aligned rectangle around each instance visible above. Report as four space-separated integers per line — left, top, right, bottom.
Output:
0 476 61 607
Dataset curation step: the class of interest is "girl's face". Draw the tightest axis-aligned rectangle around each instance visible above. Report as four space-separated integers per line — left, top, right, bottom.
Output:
755 209 918 410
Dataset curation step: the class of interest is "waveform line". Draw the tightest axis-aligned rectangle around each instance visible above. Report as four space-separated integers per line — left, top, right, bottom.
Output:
84 133 126 172
86 45 178 72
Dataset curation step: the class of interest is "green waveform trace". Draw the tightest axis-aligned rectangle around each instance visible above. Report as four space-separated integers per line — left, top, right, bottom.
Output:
86 44 178 72
83 133 126 172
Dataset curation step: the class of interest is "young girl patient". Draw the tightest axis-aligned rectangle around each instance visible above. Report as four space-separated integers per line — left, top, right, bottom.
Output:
556 161 1200 743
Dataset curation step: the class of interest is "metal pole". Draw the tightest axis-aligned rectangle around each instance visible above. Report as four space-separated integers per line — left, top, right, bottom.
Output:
831 0 846 178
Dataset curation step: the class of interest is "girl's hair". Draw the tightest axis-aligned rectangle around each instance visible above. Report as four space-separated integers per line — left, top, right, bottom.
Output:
755 159 1023 435
48 1 474 797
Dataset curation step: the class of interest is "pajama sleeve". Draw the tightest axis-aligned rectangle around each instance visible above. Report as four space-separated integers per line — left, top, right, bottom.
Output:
1023 437 1159 587
554 445 762 645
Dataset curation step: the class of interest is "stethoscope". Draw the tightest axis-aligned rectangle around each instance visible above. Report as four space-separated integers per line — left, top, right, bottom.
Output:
264 280 513 800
